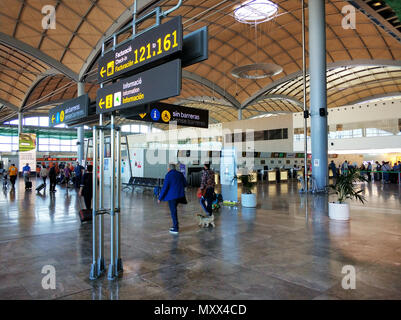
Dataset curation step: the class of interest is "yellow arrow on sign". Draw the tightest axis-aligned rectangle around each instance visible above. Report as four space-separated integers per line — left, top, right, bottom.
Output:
99 98 105 109
139 113 146 119
100 67 106 78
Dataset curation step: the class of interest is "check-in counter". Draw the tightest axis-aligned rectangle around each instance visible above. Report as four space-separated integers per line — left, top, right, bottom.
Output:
280 170 288 181
268 170 276 182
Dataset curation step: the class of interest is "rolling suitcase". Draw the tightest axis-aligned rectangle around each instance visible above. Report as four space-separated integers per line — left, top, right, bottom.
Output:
36 183 46 192
25 181 32 190
78 196 92 223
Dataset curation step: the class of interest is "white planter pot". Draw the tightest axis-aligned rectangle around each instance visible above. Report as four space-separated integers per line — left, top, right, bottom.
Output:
241 193 257 208
329 202 350 221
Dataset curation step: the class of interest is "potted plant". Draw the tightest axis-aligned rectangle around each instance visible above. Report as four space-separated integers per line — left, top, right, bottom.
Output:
329 168 367 221
233 174 257 207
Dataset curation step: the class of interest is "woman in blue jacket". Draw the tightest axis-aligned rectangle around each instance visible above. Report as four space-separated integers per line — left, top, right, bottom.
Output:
158 163 187 234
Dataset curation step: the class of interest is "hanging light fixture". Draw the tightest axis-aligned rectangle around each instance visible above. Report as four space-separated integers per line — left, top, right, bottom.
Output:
234 0 278 25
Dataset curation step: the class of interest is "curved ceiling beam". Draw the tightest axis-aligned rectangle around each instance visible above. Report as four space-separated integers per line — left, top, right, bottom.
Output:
0 98 19 112
249 94 303 109
242 59 401 109
183 70 240 109
346 92 401 106
20 69 62 110
0 32 78 81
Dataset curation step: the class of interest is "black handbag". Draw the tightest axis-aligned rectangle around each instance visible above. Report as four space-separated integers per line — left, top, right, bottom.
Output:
177 196 188 204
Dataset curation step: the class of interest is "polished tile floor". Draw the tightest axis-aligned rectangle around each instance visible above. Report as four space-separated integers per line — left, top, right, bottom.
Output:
0 178 400 300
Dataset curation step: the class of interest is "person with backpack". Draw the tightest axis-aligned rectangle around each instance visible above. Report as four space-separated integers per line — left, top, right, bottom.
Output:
199 163 216 217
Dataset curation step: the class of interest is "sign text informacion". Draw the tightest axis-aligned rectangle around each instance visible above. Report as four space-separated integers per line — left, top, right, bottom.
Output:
96 59 181 114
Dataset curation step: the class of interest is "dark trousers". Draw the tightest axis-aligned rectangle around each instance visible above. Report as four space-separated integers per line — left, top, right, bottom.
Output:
10 175 16 187
201 187 214 216
84 194 92 211
50 178 56 191
168 199 179 230
75 176 82 188
42 177 47 185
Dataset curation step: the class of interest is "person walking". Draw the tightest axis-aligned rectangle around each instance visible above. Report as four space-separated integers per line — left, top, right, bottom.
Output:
199 163 215 217
22 163 31 189
157 163 187 234
79 165 93 211
49 165 57 192
64 165 71 188
367 161 372 182
8 164 18 188
341 160 349 175
40 165 48 185
74 161 84 188
329 160 337 179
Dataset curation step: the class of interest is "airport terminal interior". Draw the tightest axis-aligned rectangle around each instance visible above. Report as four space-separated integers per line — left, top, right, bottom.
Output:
0 0 401 300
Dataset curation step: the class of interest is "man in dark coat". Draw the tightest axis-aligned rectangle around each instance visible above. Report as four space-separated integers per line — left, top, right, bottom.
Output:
49 165 57 192
158 163 187 234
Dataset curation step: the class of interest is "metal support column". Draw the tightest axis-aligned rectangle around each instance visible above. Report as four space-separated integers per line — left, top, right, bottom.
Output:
89 127 99 279
108 114 117 280
302 0 308 191
98 114 105 274
308 0 328 191
18 112 23 136
238 108 242 120
115 129 123 275
77 82 85 166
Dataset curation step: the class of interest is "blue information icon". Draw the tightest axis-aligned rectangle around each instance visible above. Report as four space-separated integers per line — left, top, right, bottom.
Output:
150 108 160 121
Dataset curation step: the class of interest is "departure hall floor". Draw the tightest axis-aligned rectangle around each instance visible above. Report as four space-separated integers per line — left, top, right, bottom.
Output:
0 179 400 300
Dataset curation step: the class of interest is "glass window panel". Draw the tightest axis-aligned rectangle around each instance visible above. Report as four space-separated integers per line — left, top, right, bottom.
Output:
39 117 49 127
131 124 140 132
39 138 49 145
39 145 49 152
60 139 71 146
49 145 61 151
0 144 12 152
122 125 131 132
1 136 12 144
140 125 147 133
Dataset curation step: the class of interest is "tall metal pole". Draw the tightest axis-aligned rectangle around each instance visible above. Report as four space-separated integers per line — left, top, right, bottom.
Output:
302 0 308 191
309 0 328 191
77 82 85 166
108 114 116 280
115 129 123 275
89 127 98 280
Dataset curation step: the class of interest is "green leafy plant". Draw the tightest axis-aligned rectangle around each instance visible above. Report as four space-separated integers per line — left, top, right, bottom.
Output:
330 168 367 204
233 174 257 194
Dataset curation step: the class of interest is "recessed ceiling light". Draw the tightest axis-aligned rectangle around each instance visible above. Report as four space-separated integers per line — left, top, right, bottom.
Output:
372 2 382 7
234 0 278 24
